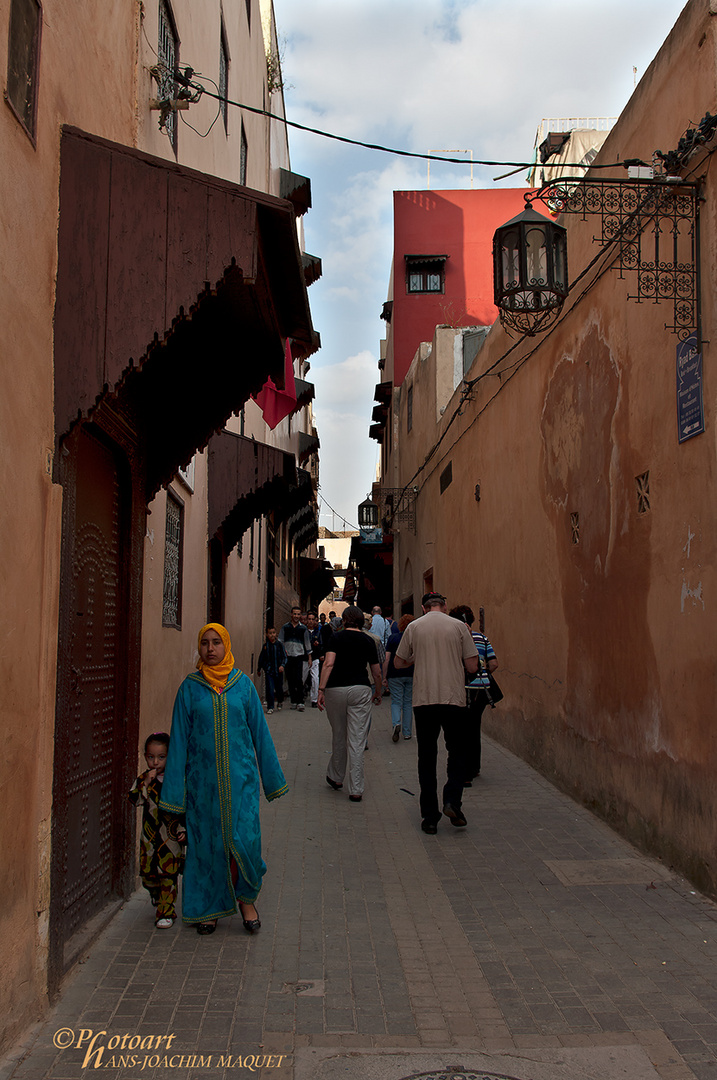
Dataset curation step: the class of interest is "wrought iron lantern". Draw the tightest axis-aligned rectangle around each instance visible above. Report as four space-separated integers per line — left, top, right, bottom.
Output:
493 206 568 336
358 496 382 544
358 497 379 530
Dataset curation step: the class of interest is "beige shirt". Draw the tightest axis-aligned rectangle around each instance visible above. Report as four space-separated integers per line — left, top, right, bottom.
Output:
395 611 478 707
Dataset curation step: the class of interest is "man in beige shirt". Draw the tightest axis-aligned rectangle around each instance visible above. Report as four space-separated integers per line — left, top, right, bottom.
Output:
395 592 479 833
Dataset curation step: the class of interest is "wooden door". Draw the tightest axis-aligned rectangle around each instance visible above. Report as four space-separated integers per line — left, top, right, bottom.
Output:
51 425 132 981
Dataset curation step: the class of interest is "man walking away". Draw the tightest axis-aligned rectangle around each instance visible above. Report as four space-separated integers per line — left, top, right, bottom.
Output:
395 592 478 834
369 605 390 646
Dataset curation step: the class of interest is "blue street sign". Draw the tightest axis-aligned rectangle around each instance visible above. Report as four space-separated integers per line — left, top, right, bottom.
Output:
676 332 704 443
359 527 383 545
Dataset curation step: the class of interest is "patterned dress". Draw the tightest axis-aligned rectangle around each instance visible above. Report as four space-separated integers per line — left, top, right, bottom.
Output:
159 669 288 924
128 773 185 920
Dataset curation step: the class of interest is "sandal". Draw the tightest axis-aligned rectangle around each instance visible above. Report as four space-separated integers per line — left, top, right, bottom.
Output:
196 921 217 935
155 917 174 929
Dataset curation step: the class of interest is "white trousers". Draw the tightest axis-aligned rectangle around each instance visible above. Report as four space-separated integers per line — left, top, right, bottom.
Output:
324 684 372 797
309 659 320 703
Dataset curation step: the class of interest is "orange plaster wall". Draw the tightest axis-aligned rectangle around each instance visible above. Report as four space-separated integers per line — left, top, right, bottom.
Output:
0 0 293 1051
0 0 140 1048
391 0 717 895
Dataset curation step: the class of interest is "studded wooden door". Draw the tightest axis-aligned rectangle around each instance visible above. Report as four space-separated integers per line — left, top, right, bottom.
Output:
52 425 130 975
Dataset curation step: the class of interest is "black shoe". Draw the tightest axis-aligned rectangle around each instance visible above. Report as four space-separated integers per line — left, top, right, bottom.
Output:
326 775 342 790
463 781 472 788
197 921 217 935
349 794 362 802
442 803 467 827
421 820 438 834
240 904 261 934
392 727 400 742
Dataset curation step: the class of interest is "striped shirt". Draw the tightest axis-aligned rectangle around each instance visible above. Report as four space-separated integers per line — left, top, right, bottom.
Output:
467 632 496 689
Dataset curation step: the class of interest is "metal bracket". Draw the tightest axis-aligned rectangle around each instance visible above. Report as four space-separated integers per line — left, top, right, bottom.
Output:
377 486 417 534
149 98 190 111
529 176 700 339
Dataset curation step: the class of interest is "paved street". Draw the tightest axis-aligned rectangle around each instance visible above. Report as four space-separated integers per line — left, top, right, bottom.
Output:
4 699 717 1080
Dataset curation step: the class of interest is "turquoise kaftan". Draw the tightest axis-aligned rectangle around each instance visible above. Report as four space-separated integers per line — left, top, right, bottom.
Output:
159 668 287 923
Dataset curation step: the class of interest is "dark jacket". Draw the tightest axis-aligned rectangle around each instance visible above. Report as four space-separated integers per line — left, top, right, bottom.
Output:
257 639 287 674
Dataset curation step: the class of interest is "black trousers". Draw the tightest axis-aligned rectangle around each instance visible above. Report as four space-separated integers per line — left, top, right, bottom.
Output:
413 704 469 824
467 690 489 776
285 656 305 705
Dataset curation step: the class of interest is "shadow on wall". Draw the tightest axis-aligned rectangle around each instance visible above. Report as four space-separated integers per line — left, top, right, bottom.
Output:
540 324 661 753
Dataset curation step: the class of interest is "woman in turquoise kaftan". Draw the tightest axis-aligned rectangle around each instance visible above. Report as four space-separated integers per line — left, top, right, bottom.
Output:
159 623 287 932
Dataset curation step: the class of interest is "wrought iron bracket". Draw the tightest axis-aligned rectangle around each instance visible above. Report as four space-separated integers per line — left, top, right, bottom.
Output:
377 486 417 534
527 176 701 339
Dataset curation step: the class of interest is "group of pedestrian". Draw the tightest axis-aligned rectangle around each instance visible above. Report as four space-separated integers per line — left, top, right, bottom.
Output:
128 594 498 937
257 606 335 712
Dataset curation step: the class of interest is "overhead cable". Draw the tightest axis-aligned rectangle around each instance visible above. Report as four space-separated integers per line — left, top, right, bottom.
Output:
173 68 640 173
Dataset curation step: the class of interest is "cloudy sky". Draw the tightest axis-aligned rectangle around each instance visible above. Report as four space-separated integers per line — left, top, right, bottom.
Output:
272 0 688 530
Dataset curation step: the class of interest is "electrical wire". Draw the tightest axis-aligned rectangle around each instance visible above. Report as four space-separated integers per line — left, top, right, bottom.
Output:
178 71 223 138
177 70 642 173
180 107 222 139
317 489 359 532
140 5 159 59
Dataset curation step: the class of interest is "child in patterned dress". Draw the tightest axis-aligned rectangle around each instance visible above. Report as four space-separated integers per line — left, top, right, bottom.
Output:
128 732 186 928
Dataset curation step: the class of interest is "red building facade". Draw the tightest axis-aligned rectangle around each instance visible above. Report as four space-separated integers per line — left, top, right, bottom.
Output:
387 187 537 387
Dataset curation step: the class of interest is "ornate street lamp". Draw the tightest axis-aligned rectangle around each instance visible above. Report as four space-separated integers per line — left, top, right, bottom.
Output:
358 496 382 544
358 496 379 530
493 206 568 336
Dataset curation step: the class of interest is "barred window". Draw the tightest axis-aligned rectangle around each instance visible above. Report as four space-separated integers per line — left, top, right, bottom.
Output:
158 0 178 153
240 122 248 185
6 0 42 140
405 255 446 294
219 25 229 131
162 491 183 628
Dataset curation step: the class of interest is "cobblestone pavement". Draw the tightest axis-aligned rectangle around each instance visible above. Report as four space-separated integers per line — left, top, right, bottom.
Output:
4 699 717 1080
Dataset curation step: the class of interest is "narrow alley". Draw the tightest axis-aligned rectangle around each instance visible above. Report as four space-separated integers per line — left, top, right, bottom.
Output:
4 700 717 1080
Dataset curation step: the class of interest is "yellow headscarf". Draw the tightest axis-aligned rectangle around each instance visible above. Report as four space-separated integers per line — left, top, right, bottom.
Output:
196 623 235 693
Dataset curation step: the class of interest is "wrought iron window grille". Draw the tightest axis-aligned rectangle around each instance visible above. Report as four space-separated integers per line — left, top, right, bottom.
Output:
162 491 184 628
527 175 700 339
376 486 417 534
